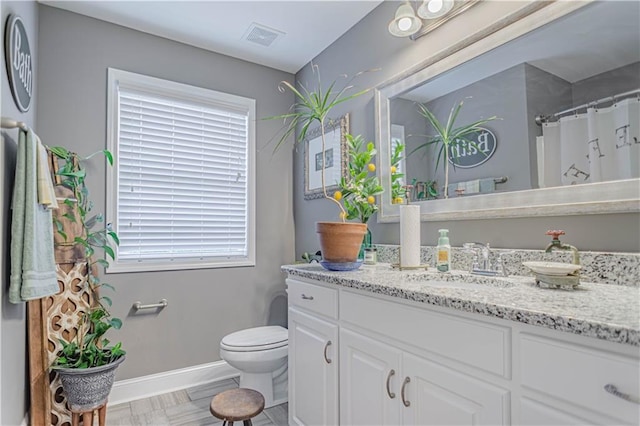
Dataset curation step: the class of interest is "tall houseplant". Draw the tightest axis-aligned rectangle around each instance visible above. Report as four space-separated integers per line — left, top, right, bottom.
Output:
268 66 373 267
412 100 498 198
48 146 125 413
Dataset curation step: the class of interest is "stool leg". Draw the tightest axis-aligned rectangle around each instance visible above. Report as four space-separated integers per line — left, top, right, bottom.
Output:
82 410 93 426
98 404 107 426
71 412 80 426
243 420 253 426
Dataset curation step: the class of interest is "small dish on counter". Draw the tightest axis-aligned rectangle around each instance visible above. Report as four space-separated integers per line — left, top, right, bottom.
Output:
522 261 581 276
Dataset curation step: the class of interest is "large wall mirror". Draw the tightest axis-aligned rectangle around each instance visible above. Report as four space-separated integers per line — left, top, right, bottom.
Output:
376 1 639 222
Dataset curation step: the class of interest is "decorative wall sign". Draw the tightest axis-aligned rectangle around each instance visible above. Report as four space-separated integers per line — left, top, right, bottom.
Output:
4 14 33 112
448 127 497 168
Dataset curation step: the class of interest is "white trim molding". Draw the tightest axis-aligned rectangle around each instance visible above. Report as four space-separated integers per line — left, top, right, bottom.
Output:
109 360 239 405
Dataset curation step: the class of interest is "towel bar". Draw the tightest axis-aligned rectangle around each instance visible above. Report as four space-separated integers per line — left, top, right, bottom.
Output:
133 299 168 310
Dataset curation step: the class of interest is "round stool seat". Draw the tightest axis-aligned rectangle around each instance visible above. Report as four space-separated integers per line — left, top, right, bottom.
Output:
210 388 265 424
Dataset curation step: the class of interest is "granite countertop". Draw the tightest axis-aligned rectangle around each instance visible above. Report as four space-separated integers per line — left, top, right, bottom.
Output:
282 263 640 346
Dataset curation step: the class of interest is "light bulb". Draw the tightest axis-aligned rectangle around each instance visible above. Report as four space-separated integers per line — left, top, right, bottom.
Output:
428 0 443 14
398 17 412 31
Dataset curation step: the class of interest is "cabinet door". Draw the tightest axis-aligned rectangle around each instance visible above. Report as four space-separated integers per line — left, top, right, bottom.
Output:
402 353 510 425
288 307 338 426
340 328 403 426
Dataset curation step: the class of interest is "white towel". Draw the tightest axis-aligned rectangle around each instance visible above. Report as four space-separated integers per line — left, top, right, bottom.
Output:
9 129 59 303
36 137 58 209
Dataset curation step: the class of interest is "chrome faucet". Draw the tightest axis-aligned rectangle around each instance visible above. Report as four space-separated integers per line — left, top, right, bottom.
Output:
462 242 497 276
463 243 512 277
544 230 580 265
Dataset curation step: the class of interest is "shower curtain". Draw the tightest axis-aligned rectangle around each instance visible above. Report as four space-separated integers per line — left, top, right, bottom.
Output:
537 97 640 187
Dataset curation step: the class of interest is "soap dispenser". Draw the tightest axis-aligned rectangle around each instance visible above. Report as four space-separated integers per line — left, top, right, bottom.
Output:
436 229 451 272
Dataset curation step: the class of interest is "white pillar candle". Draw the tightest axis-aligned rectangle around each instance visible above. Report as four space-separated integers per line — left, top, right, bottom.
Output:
400 205 421 267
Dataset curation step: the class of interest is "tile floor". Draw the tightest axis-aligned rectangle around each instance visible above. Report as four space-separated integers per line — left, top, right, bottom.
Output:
106 377 288 425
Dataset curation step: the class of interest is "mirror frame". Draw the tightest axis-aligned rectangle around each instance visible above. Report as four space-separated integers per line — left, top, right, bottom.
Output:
376 0 640 223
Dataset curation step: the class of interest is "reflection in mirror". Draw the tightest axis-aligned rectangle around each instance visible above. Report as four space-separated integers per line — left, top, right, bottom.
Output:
377 1 640 221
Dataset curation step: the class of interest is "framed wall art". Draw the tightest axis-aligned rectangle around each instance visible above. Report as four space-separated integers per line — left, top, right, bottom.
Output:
304 113 349 200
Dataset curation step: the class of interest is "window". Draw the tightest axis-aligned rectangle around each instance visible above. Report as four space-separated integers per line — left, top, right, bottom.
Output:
106 69 255 272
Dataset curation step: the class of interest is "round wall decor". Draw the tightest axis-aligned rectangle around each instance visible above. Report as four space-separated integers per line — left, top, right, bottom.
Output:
5 14 33 112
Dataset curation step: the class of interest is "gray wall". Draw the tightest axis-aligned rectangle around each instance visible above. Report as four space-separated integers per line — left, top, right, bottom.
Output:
572 61 640 106
36 5 295 380
1 2 37 424
294 0 640 254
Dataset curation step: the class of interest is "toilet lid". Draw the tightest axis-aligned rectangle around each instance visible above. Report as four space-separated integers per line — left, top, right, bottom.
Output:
221 326 288 352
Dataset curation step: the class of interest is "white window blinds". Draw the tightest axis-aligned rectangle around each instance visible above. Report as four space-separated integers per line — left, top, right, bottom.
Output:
107 69 255 272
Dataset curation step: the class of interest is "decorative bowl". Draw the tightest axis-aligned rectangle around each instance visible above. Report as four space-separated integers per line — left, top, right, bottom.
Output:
320 259 364 271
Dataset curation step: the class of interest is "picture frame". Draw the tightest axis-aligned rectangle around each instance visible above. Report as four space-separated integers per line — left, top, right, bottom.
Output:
304 113 349 200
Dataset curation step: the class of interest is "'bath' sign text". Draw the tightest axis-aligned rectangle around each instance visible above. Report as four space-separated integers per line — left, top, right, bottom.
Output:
447 127 497 168
4 15 33 112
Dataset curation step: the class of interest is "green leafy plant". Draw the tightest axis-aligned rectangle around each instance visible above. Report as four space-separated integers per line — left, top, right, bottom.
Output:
48 146 125 369
412 100 498 198
390 142 405 204
265 65 373 220
334 134 383 224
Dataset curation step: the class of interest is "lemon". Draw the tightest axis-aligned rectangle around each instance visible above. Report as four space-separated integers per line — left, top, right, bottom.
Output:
333 190 343 201
367 196 375 204
395 197 404 204
391 166 397 174
367 163 376 172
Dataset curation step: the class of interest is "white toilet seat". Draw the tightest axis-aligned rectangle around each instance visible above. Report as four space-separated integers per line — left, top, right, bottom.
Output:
221 326 288 352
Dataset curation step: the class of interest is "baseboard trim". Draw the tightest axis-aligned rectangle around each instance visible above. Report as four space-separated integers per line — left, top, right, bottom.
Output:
109 360 239 405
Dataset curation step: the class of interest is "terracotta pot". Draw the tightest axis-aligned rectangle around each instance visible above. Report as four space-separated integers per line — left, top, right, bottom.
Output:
316 221 367 263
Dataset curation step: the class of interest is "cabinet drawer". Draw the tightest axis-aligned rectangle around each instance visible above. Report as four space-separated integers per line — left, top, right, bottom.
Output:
520 334 640 424
340 290 510 378
287 278 338 319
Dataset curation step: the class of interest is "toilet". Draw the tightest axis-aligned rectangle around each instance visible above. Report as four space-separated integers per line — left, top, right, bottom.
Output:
220 325 288 408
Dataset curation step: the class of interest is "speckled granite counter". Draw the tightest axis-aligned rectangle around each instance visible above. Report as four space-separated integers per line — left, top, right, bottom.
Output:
282 263 640 346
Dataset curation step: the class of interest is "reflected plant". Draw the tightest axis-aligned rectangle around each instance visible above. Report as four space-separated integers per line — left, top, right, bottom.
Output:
390 142 405 204
411 99 498 198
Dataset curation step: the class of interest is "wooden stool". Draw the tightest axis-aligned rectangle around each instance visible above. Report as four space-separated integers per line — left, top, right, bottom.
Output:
70 403 106 426
210 388 265 426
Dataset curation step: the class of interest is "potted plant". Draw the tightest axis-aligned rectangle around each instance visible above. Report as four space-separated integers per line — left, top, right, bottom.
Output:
48 146 125 413
412 99 498 198
268 66 373 268
334 134 403 256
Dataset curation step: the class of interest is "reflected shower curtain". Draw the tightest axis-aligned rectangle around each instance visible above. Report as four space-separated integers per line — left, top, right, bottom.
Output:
537 97 640 187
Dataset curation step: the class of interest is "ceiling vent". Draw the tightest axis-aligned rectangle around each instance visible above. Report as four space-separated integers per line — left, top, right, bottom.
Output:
243 23 284 47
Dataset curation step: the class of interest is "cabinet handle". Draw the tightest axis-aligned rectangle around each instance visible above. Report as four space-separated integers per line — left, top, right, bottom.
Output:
301 294 314 300
324 340 332 364
604 384 640 404
386 369 396 399
401 376 411 407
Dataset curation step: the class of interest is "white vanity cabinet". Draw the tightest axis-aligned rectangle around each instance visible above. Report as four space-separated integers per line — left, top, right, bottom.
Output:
339 288 510 426
286 276 639 426
287 279 339 426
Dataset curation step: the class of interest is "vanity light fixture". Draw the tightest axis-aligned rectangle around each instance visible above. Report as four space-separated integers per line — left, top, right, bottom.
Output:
388 2 422 38
389 0 480 40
